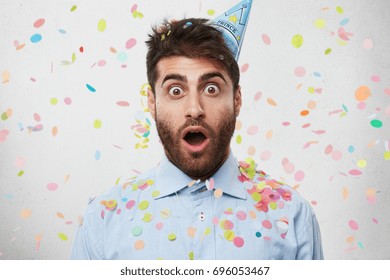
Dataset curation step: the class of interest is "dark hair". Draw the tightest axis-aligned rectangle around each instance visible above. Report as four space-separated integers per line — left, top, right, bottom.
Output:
145 18 240 93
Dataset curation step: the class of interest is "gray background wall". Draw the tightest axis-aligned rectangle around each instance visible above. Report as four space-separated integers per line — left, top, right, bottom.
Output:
0 0 389 259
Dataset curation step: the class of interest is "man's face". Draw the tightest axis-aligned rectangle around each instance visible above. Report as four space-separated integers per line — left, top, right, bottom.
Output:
148 56 242 180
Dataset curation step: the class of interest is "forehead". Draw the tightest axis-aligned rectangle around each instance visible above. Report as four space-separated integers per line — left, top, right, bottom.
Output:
156 56 231 83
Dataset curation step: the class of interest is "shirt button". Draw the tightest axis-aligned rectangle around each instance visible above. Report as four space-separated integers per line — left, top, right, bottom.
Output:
199 212 206 221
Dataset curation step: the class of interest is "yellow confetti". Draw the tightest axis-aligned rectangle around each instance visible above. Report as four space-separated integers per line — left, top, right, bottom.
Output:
291 34 304 48
58 233 68 241
384 151 390 160
314 19 326 29
357 159 367 168
168 233 177 241
93 119 102 129
97 19 107 32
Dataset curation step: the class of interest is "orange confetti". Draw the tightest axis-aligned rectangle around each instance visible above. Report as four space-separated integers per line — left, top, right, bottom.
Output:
300 110 310 116
64 174 70 183
20 208 32 219
109 47 117 54
355 85 371 101
56 212 65 219
35 234 43 242
346 236 355 244
235 120 242 130
267 97 277 106
307 100 317 110
265 130 273 139
52 126 58 136
342 187 349 199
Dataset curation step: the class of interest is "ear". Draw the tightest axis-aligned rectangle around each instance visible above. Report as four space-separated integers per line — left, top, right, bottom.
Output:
234 85 242 117
147 87 156 120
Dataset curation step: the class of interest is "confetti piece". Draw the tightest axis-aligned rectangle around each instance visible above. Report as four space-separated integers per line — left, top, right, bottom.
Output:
64 97 72 105
325 48 332 55
93 119 102 129
294 170 305 182
126 38 137 49
168 233 177 241
51 126 58 136
294 66 306 77
17 170 24 177
336 6 344 14
291 34 304 48
267 97 277 106
0 129 10 143
262 33 271 45
86 83 96 92
247 125 259 135
207 9 215 16
133 240 144 250
349 169 362 176
187 227 196 238
30 34 42 43
70 5 77 12
214 188 223 199
342 187 349 199
254 91 262 101
2 71 10 83
314 19 326 29
384 151 390 160
366 188 376 204
236 211 247 221
260 151 271 160
247 146 256 156
33 18 45 28
300 110 310 116
362 38 373 49
132 226 143 236
357 159 367 168
371 75 380 82
50 98 58 105
370 119 382 128
348 220 359 231
236 135 242 144
130 4 138 13
355 85 371 101
138 200 149 210
56 212 65 219
340 18 349 26
241 63 249 73
233 236 244 247
20 209 32 219
97 19 107 32
95 150 101 160
262 220 272 229
47 182 58 191
331 150 343 161
126 200 135 209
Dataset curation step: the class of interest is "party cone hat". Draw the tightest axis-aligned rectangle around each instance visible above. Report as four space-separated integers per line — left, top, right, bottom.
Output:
210 0 253 60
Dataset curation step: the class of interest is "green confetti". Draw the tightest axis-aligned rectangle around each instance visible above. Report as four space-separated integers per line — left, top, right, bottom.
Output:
71 52 76 63
336 6 344 14
58 233 68 241
97 19 107 32
93 119 102 129
17 170 24 177
70 5 77 12
189 251 194 260
50 98 58 105
370 119 383 128
138 200 149 210
325 48 332 55
1 112 8 120
291 34 304 48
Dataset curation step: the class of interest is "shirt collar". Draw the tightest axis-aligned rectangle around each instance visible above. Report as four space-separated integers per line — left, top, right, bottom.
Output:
154 150 247 200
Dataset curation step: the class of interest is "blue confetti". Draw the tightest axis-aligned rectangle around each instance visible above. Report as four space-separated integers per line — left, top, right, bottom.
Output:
86 84 96 92
342 104 349 112
348 145 355 153
58 29 67 34
340 18 349 26
95 150 101 160
30 33 42 43
313 72 321 77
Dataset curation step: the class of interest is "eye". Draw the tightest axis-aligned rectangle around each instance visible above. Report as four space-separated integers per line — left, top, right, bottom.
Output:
203 84 220 95
168 86 184 96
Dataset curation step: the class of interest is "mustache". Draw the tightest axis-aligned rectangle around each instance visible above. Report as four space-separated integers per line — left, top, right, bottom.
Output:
178 119 213 136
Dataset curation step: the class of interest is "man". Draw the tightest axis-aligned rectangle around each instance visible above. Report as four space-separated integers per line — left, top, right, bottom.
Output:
71 15 323 260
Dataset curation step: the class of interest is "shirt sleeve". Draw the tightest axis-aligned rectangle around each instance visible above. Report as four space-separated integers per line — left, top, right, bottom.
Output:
70 201 104 260
295 212 324 260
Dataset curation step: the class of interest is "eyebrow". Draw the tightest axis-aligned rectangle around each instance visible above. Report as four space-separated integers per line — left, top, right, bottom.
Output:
161 71 227 87
161 74 187 87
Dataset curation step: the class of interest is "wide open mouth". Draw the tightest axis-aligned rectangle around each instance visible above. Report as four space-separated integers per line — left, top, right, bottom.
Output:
183 131 207 146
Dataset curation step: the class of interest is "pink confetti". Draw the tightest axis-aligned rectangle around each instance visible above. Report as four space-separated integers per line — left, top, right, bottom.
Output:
302 123 311 129
131 4 138 13
294 66 306 77
233 236 244 248
357 102 366 110
33 18 45 28
254 91 262 101
64 97 72 105
282 158 295 174
208 178 215 190
372 218 378 224
261 33 271 45
97 60 107 67
384 88 390 97
241 63 249 73
126 200 135 209
15 157 25 168
348 220 359 231
362 38 373 49
47 182 58 191
236 211 247 221
385 106 390 117
116 101 130 106
331 150 343 161
155 222 163 230
33 113 41 122
371 75 380 82
349 169 362 176
312 130 326 135
260 150 271 160
126 38 137 49
247 125 259 135
282 122 290 126
294 170 305 182
325 145 333 155
262 220 272 229
0 129 10 143
311 200 318 206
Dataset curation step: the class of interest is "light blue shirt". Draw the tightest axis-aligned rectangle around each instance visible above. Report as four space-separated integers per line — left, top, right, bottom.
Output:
71 152 323 259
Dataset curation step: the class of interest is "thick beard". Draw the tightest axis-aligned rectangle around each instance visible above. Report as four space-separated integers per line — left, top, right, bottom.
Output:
155 109 236 179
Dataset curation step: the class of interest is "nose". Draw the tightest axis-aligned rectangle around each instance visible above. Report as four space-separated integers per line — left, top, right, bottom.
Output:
185 92 205 119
